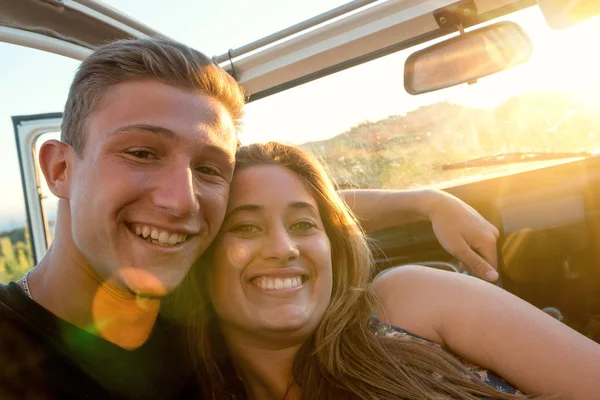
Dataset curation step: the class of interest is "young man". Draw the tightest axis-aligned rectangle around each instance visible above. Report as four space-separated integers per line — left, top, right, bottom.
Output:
0 39 499 399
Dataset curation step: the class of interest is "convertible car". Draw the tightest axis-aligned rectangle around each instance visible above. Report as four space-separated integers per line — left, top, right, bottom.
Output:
1 0 599 343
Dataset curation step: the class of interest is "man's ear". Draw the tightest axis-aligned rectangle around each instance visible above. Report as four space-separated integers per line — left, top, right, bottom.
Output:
38 140 75 199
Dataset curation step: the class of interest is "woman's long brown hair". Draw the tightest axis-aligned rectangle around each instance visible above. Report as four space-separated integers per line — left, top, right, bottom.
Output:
176 142 529 399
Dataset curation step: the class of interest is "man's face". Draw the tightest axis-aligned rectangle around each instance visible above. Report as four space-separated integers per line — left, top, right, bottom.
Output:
66 80 237 297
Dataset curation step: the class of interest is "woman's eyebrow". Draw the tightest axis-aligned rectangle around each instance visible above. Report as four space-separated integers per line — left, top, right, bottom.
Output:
225 204 263 220
289 201 317 211
289 201 318 215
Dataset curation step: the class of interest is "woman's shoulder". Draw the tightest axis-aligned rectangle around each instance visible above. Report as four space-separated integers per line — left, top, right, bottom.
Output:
372 264 464 302
371 265 461 345
373 264 478 291
371 265 501 343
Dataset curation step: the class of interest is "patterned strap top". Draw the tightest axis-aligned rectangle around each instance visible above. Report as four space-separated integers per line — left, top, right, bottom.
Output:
371 319 523 397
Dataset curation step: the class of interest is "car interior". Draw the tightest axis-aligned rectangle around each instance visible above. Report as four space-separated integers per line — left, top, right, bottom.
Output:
1 0 600 345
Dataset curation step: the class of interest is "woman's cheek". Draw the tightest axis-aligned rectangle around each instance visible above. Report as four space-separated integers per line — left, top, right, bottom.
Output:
226 241 252 269
210 240 253 314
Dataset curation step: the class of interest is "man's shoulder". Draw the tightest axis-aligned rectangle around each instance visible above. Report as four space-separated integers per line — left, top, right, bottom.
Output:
0 282 28 326
0 281 17 299
0 281 36 331
0 281 50 358
0 283 115 399
0 281 24 305
0 282 57 398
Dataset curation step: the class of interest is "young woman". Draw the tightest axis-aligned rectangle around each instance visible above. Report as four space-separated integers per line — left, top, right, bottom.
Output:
177 142 600 399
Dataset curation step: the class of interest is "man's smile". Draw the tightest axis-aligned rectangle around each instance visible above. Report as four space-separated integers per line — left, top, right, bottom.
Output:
127 222 194 248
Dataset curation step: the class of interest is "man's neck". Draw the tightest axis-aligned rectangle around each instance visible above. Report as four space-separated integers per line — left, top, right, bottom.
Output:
24 241 160 350
223 328 303 400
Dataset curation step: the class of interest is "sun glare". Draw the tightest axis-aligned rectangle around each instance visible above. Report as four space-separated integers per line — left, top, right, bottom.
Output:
242 7 599 147
503 10 600 103
238 5 600 193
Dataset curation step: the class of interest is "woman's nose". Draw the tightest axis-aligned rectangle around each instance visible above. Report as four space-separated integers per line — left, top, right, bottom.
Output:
262 227 299 262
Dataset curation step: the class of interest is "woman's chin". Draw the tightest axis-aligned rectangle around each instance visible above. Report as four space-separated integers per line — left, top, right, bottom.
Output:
255 308 319 334
218 305 327 342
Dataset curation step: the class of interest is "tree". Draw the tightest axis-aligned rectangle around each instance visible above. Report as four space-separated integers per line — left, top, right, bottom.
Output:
0 233 34 283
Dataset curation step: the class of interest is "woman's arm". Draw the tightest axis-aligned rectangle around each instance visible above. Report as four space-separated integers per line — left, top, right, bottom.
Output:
372 265 600 399
340 189 500 281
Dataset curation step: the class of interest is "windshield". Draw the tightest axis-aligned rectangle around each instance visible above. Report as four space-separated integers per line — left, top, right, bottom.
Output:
241 6 600 189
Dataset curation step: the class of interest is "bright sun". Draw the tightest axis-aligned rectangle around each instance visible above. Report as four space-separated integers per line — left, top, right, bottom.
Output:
498 9 600 106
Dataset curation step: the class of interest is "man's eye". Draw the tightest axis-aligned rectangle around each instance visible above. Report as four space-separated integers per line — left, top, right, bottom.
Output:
196 166 222 177
127 150 155 159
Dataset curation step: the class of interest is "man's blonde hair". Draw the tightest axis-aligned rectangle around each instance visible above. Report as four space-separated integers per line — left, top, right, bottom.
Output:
62 38 245 152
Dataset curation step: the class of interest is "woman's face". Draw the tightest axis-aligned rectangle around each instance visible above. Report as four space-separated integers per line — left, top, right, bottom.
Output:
209 165 333 340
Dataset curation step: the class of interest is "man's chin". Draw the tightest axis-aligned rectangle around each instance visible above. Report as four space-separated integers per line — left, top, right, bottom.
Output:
130 287 169 300
119 267 184 299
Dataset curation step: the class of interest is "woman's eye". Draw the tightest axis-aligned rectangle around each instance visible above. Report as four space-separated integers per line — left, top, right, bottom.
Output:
127 150 155 159
232 224 260 235
290 221 317 232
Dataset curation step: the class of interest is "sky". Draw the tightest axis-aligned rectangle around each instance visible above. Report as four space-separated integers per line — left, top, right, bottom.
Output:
1 1 599 230
0 0 350 230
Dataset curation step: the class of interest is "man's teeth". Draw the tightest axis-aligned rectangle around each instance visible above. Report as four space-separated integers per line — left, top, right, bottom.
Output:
132 224 188 247
253 276 303 290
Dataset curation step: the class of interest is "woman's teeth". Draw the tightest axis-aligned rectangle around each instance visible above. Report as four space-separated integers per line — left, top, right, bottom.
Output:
131 224 188 247
252 276 303 290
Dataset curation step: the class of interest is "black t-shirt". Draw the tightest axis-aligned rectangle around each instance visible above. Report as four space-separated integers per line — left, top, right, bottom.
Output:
0 282 195 400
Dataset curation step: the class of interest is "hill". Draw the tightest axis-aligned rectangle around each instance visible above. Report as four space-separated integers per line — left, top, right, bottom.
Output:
300 92 600 189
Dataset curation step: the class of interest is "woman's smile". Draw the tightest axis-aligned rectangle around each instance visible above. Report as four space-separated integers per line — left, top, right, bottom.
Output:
251 275 303 291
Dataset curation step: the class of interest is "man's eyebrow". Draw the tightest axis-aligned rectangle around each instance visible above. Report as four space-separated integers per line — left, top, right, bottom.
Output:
110 124 180 140
109 123 235 162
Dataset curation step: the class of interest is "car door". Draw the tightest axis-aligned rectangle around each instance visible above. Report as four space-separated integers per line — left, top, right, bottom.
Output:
11 113 62 263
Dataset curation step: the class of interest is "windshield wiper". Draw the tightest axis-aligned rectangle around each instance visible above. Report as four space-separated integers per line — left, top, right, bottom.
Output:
441 151 592 171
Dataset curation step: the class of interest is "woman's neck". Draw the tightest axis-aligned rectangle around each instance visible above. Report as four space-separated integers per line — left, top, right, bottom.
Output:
222 327 303 400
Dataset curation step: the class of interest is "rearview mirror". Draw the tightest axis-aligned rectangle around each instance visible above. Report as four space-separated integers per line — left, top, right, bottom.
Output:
539 0 600 30
404 22 533 95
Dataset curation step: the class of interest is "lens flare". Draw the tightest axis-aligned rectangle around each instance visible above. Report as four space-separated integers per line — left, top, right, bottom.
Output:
227 244 250 267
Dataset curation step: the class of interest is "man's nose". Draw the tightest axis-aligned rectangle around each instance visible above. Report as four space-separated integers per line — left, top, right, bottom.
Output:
152 166 199 217
262 226 300 263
